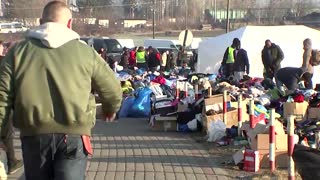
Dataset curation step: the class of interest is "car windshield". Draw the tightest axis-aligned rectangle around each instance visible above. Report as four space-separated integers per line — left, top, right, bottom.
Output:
106 39 122 53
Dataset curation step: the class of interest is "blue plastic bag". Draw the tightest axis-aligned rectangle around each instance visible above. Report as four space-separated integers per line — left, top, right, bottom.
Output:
128 87 153 117
118 97 135 118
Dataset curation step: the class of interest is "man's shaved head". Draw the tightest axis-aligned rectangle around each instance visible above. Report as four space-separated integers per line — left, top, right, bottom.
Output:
41 1 72 26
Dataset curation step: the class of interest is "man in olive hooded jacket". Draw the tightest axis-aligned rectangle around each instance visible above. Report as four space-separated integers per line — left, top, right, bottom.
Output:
0 1 122 180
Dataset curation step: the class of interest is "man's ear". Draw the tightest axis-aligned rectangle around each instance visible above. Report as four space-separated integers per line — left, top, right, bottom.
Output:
67 19 72 29
39 18 44 25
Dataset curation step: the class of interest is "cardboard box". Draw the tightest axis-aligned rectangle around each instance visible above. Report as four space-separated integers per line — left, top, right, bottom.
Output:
177 102 189 112
204 94 231 111
253 134 289 168
253 134 288 151
203 109 238 131
308 107 320 119
259 150 288 168
230 99 250 121
152 116 177 132
283 101 308 121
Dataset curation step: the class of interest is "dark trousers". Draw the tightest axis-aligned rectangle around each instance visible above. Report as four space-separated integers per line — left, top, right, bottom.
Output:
21 134 88 180
304 72 313 89
137 63 148 70
224 63 234 78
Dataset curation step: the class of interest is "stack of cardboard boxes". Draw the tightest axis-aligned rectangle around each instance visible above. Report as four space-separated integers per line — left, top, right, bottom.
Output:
235 119 290 169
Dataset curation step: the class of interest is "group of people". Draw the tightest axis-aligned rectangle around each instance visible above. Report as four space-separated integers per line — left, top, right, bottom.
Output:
117 45 197 73
221 37 317 94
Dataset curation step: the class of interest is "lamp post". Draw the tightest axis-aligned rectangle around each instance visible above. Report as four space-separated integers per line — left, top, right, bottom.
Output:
226 0 230 33
185 0 188 29
152 0 155 39
214 0 217 22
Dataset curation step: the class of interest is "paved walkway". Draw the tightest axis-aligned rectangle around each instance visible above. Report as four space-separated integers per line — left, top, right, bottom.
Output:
9 118 230 180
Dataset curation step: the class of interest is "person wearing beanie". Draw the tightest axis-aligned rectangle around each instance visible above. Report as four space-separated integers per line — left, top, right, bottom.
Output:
221 38 240 79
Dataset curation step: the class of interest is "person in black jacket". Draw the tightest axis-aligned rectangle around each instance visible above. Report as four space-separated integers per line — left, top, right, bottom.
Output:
275 67 307 95
147 48 160 72
233 42 249 83
262 39 284 80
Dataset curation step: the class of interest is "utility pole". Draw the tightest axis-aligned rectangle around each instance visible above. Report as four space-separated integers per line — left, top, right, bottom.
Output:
185 0 188 29
226 0 230 33
152 0 155 39
214 0 217 23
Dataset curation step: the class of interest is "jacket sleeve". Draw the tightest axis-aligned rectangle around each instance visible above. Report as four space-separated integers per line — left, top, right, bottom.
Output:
0 48 15 135
243 50 250 74
221 47 229 65
277 45 284 60
302 49 312 69
274 45 284 67
92 52 122 115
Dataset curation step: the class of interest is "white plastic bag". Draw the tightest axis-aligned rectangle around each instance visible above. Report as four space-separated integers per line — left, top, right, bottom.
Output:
207 120 226 142
187 119 198 131
0 148 7 179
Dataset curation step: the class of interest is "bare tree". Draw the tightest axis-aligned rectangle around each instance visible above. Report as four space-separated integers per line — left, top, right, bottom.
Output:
6 0 50 18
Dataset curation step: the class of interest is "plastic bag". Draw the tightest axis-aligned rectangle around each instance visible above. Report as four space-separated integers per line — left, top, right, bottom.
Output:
118 97 135 118
187 119 198 131
0 148 7 178
207 120 226 142
128 87 153 117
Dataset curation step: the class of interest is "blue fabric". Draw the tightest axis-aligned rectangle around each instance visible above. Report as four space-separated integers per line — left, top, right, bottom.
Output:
254 104 269 119
128 87 153 117
119 97 135 118
178 124 191 133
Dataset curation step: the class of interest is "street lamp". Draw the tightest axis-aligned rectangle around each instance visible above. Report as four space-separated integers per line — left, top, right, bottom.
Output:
152 0 155 39
226 0 230 33
185 0 188 29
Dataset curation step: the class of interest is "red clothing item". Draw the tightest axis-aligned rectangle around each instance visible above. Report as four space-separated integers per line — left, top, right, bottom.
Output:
293 94 305 103
129 50 136 66
152 76 166 85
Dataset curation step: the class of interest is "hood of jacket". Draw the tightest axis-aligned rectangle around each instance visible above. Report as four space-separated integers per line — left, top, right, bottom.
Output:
26 22 80 48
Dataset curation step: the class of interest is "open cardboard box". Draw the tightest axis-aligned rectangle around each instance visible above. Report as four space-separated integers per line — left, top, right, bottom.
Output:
283 101 308 121
152 116 177 132
308 107 320 120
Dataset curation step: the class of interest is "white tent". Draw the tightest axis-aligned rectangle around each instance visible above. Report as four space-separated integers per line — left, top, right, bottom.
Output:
117 39 135 49
197 25 320 85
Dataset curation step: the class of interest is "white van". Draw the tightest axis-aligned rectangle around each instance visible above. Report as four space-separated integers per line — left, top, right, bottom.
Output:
143 39 178 49
0 22 28 33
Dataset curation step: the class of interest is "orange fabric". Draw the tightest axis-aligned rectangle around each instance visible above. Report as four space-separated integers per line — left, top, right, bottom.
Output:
81 135 93 155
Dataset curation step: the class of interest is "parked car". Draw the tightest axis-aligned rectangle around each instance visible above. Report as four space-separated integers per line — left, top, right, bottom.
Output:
80 37 123 62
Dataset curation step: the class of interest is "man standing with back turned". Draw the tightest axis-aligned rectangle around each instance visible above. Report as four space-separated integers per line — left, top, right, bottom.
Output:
0 1 122 180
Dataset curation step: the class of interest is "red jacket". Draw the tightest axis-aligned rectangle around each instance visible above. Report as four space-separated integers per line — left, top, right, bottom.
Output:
129 50 136 66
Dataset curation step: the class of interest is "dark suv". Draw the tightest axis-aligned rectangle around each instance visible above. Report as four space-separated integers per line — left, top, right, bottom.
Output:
80 37 123 61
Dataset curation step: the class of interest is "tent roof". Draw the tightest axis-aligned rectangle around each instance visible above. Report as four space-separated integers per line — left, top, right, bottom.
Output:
197 25 320 85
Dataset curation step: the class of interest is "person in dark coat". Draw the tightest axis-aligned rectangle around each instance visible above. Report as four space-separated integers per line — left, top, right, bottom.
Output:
147 48 160 72
262 39 284 80
221 38 240 79
119 47 129 69
275 67 307 95
233 42 249 83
